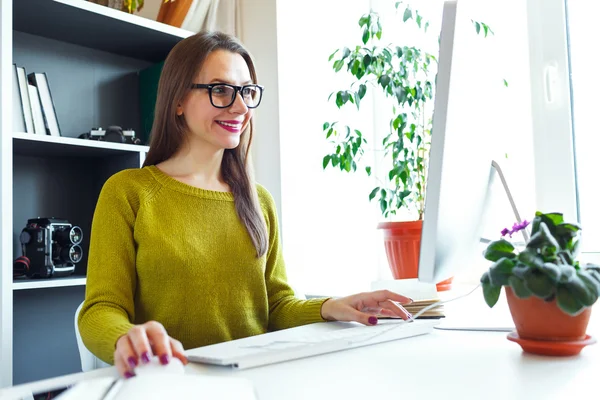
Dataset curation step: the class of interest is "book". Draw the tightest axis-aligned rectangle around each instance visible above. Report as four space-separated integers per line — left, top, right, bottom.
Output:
12 64 26 132
27 84 46 135
27 72 61 136
371 279 446 319
15 66 34 133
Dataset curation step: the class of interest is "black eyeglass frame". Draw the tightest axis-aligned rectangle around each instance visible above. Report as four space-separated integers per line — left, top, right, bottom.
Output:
190 83 264 109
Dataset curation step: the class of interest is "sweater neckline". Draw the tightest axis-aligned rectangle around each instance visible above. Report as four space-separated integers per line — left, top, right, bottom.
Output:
146 165 235 201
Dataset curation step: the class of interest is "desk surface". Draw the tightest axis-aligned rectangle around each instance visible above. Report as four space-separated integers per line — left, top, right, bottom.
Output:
2 294 599 400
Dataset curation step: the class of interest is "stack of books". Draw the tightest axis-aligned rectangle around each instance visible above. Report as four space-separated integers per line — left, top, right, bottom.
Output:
12 64 61 137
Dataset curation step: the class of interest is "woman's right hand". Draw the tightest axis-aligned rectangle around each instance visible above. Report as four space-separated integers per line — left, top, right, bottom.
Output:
114 320 188 378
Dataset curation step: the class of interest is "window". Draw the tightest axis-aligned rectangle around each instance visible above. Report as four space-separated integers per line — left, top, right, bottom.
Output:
276 0 537 295
565 1 600 263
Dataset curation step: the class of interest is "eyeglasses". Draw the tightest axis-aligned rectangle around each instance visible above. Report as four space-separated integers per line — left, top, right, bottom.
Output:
190 83 264 109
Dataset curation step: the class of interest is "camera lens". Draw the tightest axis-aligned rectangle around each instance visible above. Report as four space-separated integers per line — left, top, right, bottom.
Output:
55 226 83 245
59 244 82 264
69 226 83 245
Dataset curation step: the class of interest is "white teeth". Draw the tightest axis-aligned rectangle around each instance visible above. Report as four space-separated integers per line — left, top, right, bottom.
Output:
218 121 241 128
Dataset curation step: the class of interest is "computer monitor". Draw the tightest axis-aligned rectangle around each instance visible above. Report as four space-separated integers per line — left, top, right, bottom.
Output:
417 1 527 286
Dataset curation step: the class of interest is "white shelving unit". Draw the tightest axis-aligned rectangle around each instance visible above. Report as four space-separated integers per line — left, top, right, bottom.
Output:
0 0 192 387
13 275 87 291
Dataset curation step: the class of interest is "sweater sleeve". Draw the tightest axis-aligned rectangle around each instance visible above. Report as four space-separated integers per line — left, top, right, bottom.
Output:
256 185 331 331
77 171 146 364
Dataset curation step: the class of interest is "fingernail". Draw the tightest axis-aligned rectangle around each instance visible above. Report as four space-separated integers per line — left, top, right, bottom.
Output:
408 298 414 304
127 356 137 369
124 371 135 379
407 313 413 320
141 352 150 364
159 354 170 365
368 316 378 325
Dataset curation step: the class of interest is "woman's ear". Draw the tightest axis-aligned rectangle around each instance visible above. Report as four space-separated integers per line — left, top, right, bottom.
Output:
176 105 183 116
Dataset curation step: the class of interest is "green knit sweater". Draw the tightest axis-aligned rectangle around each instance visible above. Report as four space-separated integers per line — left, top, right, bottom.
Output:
78 165 329 364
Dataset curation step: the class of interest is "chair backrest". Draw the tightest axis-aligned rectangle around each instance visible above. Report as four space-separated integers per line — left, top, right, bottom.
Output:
74 301 111 372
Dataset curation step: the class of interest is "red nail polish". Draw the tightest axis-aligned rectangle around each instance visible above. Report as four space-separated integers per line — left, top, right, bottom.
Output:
368 316 378 325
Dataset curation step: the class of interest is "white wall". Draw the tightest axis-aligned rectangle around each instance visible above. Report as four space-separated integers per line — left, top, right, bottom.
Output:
238 0 284 232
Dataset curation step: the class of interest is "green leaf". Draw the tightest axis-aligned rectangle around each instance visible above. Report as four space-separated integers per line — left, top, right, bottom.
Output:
540 262 560 282
363 54 372 68
322 155 331 169
342 47 351 59
508 276 532 299
365 166 372 176
475 21 481 34
362 28 370 45
322 122 329 131
326 128 333 139
578 269 600 297
524 270 554 299
358 84 367 99
517 248 545 269
488 257 516 286
503 79 509 87
483 239 516 262
527 222 560 252
566 273 597 306
558 264 576 283
369 187 380 201
359 15 369 27
403 8 412 22
380 198 388 214
379 75 391 88
482 280 501 308
556 286 585 316
328 49 339 62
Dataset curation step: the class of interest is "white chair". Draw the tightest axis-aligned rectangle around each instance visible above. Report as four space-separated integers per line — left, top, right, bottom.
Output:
74 301 111 372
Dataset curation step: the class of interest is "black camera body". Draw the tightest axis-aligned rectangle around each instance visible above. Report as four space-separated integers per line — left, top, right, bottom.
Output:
19 218 83 278
79 125 142 145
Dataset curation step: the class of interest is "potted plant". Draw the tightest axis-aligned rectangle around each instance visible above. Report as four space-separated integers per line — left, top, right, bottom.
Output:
321 2 492 290
87 0 145 13
481 211 599 355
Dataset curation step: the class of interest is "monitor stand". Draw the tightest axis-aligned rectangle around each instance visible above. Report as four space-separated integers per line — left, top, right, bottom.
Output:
435 160 526 332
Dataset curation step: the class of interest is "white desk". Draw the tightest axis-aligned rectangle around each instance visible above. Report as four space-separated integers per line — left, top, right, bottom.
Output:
1 318 598 400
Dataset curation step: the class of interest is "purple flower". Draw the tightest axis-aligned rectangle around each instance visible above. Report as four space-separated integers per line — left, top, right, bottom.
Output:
501 219 530 238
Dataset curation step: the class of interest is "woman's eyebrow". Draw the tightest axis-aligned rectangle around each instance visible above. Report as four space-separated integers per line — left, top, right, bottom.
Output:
209 78 253 85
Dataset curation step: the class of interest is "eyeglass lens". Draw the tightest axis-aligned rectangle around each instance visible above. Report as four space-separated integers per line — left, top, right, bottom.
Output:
211 85 261 108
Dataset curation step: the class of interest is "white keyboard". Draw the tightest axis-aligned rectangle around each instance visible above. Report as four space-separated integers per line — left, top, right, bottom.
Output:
187 319 440 370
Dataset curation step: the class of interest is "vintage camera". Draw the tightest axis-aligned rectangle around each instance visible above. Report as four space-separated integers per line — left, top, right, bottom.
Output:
19 218 83 278
79 125 142 145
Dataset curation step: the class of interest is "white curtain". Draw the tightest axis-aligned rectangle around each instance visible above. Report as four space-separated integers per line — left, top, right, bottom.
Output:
181 0 241 37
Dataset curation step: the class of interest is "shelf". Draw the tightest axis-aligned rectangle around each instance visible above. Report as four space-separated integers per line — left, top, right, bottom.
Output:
13 0 193 62
13 132 149 157
13 275 86 290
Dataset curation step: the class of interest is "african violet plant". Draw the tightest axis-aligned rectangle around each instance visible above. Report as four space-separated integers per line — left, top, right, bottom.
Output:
481 211 600 316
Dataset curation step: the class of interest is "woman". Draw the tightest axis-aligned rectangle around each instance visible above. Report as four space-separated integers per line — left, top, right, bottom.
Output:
78 31 412 379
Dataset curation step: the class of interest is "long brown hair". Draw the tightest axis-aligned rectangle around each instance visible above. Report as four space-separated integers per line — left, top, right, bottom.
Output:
143 31 268 258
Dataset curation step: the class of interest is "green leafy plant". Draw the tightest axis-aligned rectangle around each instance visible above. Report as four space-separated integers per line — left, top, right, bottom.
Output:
124 0 144 12
481 211 600 316
321 2 494 220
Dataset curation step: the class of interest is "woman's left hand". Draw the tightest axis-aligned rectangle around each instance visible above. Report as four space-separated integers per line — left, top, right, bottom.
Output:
320 290 413 325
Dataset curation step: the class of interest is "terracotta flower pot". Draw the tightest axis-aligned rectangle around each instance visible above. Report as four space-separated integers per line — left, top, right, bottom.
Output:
505 286 592 341
377 220 453 291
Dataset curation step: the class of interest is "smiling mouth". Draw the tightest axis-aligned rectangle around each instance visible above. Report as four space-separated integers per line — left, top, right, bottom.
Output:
216 121 242 129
